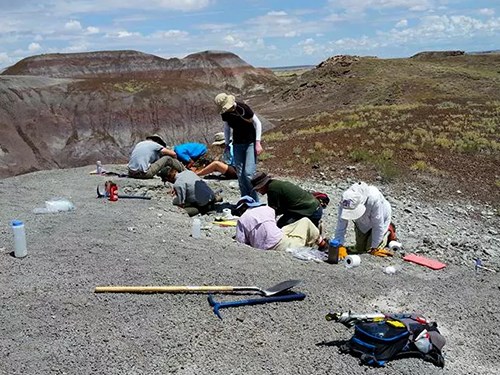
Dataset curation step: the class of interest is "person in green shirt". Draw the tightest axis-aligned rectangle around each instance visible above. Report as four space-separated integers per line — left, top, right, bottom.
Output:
251 171 323 228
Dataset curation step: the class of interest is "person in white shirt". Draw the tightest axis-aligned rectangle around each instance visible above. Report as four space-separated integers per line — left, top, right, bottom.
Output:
334 182 396 253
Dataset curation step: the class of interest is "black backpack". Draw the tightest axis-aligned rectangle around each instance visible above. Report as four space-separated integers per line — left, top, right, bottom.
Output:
340 314 446 367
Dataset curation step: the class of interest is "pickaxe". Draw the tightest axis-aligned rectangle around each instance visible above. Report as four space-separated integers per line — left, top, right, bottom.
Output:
96 185 152 200
207 292 306 320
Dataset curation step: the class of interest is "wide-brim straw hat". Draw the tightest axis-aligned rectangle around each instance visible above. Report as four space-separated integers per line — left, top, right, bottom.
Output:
146 134 166 147
214 93 236 114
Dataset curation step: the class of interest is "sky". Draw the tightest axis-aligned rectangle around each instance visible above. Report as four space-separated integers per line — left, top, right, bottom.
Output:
0 0 499 70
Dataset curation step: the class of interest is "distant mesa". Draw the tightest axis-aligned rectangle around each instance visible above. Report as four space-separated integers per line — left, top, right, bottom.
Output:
2 49 275 83
411 50 465 59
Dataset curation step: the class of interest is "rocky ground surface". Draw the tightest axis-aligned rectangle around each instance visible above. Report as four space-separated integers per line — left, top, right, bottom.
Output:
0 165 499 375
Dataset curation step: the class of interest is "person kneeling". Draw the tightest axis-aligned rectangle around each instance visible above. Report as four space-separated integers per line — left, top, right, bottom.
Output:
235 196 328 251
163 168 219 217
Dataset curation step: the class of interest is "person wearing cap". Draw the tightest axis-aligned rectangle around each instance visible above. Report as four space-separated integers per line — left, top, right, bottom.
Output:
214 93 263 200
235 196 328 251
195 132 237 179
128 134 184 179
251 172 323 229
173 142 208 169
162 167 220 217
333 182 395 253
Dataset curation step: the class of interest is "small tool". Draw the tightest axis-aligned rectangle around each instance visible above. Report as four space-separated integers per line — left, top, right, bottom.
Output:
207 292 306 319
96 185 152 200
475 258 496 273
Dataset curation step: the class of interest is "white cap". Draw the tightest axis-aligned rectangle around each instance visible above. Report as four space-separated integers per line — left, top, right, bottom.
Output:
340 185 367 220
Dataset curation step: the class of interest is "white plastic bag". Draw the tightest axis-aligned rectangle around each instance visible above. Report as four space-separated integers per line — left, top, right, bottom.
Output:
33 198 76 214
286 247 327 262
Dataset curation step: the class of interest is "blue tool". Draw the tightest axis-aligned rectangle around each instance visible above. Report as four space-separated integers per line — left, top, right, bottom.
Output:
207 292 306 320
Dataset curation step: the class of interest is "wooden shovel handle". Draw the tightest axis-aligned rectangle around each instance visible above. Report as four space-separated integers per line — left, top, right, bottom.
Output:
94 285 235 293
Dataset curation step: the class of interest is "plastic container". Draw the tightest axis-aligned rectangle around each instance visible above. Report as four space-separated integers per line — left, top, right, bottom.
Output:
192 217 201 239
96 160 103 174
11 220 27 258
327 239 340 264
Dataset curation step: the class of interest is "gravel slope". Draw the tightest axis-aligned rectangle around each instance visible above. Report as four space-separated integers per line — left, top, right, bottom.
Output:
0 165 499 375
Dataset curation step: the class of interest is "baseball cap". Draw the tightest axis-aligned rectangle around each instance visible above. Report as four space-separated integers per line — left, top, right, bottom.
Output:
340 187 366 220
236 195 265 210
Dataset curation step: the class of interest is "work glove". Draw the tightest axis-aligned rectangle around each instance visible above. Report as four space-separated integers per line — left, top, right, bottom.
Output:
339 246 348 260
369 248 394 257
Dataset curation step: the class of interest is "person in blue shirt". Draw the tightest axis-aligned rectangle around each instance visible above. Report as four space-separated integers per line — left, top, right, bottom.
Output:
173 142 207 169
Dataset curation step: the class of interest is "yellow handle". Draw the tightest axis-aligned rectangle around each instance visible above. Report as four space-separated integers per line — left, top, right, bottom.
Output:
94 285 235 293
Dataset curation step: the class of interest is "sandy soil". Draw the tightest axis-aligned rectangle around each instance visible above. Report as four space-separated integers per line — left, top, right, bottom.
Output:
0 165 499 375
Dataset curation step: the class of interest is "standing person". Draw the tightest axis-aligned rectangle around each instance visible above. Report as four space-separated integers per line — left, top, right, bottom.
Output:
234 196 328 251
128 134 184 179
333 182 396 254
214 93 263 200
173 142 208 169
250 172 323 229
162 167 219 217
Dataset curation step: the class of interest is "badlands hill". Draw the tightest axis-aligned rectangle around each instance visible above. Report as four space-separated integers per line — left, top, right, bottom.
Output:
0 50 277 178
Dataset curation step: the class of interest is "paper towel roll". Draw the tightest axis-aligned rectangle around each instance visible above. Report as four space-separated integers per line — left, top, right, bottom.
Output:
345 254 361 268
222 208 232 218
388 240 402 251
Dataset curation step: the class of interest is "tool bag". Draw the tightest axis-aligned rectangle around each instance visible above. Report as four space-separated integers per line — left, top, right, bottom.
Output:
340 314 445 367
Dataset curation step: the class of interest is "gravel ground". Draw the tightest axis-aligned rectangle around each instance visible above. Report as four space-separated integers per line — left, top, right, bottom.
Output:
0 165 499 375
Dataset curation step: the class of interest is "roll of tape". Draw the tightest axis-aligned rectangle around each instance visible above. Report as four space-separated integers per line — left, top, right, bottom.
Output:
388 240 402 251
222 208 232 218
345 254 361 268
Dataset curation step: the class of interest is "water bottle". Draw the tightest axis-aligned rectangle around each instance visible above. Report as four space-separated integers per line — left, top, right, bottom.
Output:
11 220 27 258
96 161 103 174
191 216 201 239
327 239 340 264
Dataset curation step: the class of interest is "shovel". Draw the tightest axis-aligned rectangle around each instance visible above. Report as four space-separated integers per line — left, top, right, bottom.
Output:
94 279 301 296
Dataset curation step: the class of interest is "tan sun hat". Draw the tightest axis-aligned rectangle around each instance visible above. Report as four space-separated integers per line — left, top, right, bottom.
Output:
215 93 236 114
212 132 226 145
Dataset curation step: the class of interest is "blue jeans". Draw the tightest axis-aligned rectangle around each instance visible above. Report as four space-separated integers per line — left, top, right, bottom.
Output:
233 143 258 201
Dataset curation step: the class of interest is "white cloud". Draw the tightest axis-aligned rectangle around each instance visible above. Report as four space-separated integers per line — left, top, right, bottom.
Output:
395 19 408 28
328 0 433 12
28 42 41 51
153 29 189 39
223 34 247 48
64 20 82 31
479 8 495 17
298 38 318 55
85 26 99 34
0 52 9 64
111 30 142 38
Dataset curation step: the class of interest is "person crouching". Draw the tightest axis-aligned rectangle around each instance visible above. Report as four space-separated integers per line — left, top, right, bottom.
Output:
163 167 219 217
235 196 328 251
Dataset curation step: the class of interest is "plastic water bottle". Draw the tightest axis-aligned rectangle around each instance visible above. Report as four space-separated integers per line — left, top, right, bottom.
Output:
191 216 201 239
327 239 340 264
96 160 103 174
11 220 27 258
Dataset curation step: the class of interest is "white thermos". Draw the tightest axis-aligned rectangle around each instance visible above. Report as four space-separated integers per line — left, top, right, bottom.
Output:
11 220 27 258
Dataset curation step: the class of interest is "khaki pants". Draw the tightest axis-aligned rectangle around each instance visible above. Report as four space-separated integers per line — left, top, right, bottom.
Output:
354 225 390 253
128 156 184 179
273 218 320 251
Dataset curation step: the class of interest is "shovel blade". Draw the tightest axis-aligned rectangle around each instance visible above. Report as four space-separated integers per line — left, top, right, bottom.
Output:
262 279 302 296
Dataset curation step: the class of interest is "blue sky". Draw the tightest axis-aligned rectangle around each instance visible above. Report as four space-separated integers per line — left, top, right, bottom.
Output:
0 0 498 70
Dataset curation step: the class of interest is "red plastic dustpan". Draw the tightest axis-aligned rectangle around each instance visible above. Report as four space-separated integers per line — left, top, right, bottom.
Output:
403 254 447 270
